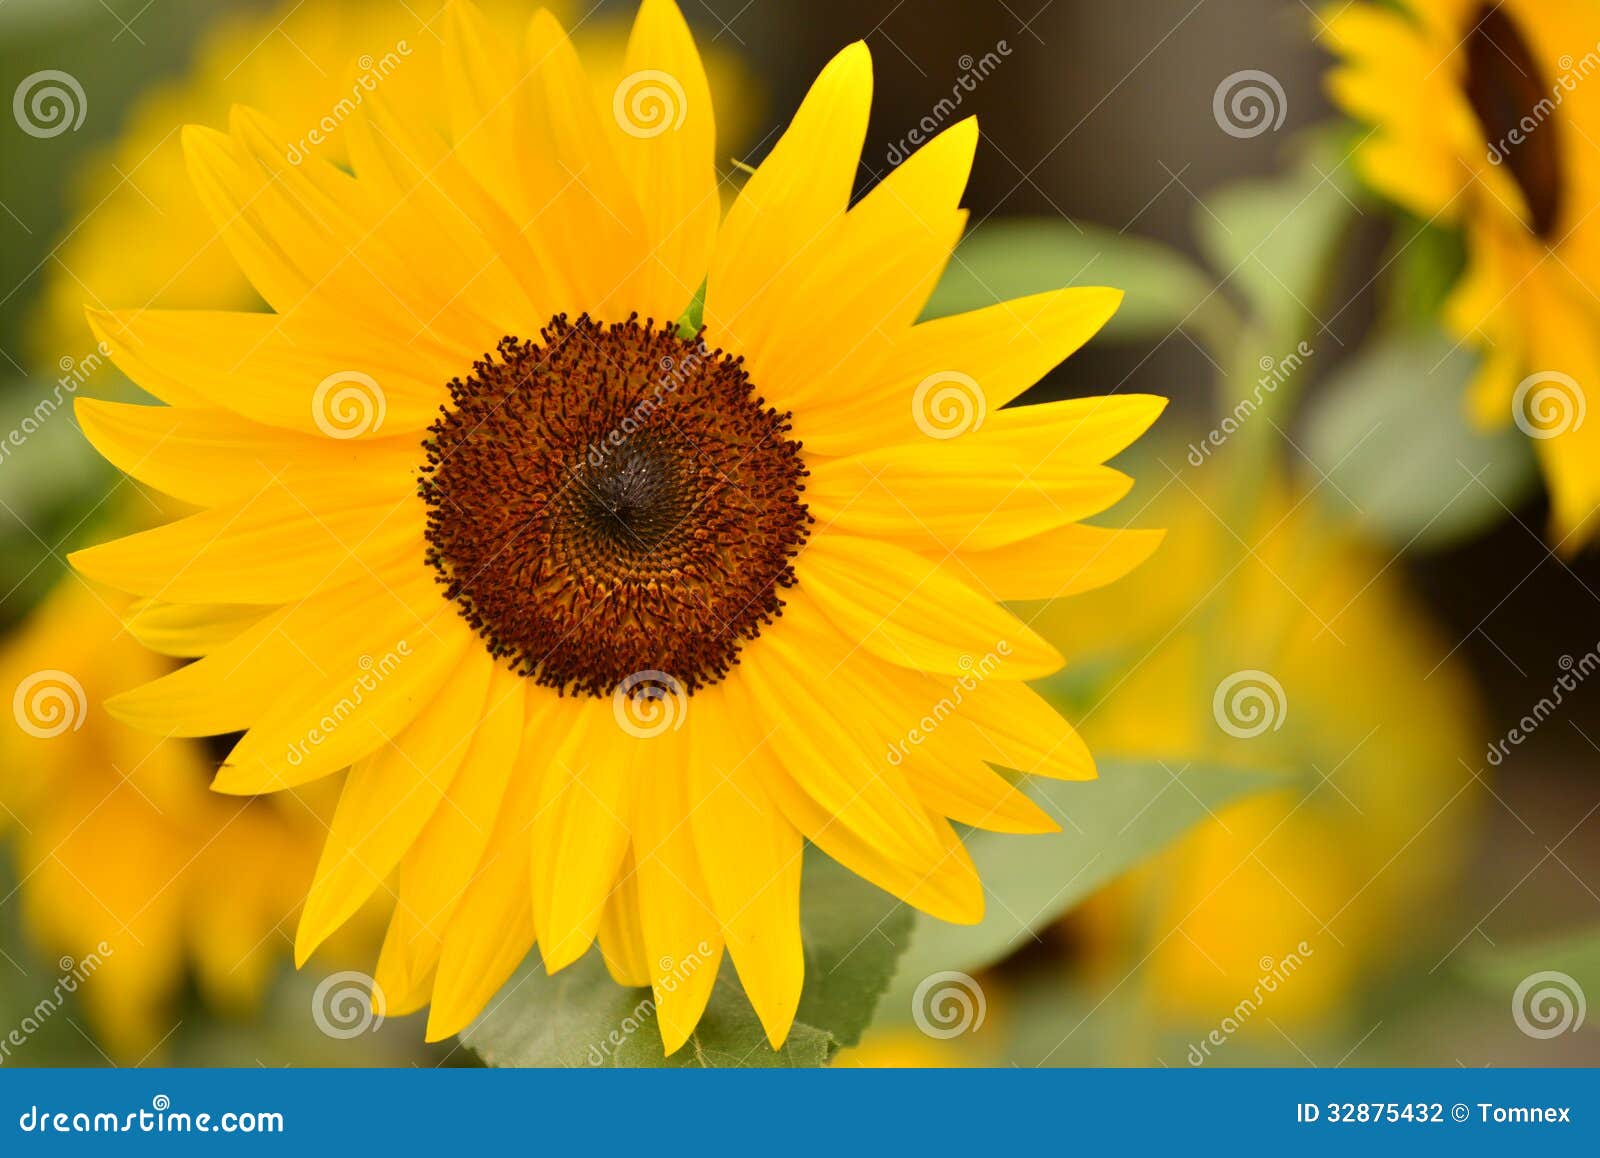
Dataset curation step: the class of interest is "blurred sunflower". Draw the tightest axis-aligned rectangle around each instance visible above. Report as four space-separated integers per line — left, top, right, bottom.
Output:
0 575 322 1059
69 0 1164 1053
1323 1 1600 545
1037 468 1480 1051
34 0 758 359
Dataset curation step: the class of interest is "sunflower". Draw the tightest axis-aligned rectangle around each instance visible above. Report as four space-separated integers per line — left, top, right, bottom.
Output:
0 576 321 1059
1323 0 1600 546
70 0 1164 1053
1037 468 1479 1046
34 0 758 360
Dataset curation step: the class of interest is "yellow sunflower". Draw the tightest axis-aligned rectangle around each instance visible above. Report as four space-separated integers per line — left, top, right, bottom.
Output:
0 576 321 1059
69 0 1164 1053
1323 0 1600 546
1038 469 1480 1047
34 0 757 360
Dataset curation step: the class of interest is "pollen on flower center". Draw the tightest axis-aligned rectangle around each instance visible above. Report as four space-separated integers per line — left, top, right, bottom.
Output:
1464 4 1564 239
420 314 811 698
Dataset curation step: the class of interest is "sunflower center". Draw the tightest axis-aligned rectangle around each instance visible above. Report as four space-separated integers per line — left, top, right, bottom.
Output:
421 314 811 698
1464 4 1563 238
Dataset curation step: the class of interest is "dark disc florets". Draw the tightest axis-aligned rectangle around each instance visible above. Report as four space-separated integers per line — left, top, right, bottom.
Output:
420 313 811 697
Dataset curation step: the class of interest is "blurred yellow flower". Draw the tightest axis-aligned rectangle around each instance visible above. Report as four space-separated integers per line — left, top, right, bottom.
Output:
1323 0 1600 545
1037 470 1481 1053
34 0 758 360
0 575 323 1059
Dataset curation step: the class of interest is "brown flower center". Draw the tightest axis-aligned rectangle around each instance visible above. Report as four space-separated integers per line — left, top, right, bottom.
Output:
1465 4 1564 238
421 314 811 698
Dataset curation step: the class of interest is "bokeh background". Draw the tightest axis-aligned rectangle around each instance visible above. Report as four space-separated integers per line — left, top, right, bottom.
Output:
0 0 1597 1067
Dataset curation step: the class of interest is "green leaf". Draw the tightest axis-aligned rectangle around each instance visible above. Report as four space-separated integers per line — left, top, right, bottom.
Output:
675 281 706 338
462 851 912 1067
1194 126 1363 347
923 217 1220 344
1464 926 1600 994
1382 216 1467 333
885 757 1283 1008
1301 329 1536 550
